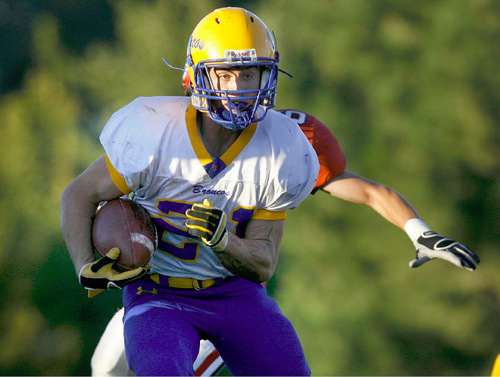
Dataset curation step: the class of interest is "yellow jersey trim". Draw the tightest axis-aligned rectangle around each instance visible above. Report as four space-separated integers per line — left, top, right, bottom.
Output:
251 209 287 220
105 154 132 194
186 105 212 166
186 104 258 169
220 122 257 166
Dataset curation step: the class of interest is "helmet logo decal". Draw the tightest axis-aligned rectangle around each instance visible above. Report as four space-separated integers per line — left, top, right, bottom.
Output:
190 38 205 50
224 49 257 62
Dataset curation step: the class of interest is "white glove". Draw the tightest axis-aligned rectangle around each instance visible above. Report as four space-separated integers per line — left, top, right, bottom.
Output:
405 219 480 271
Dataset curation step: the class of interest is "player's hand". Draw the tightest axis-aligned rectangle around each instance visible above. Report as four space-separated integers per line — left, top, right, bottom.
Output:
409 231 480 271
185 199 228 251
79 247 150 294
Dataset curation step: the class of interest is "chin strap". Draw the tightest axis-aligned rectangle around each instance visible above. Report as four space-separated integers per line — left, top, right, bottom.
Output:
213 103 253 131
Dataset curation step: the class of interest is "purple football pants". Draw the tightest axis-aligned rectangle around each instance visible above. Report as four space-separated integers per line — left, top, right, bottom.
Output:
123 276 310 376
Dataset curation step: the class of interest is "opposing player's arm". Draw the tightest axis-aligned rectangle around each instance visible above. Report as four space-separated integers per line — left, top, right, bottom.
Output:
322 171 479 270
321 171 418 229
60 155 124 275
280 108 479 270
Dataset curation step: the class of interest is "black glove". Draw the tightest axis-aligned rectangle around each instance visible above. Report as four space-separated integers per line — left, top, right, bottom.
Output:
185 199 228 251
410 231 480 271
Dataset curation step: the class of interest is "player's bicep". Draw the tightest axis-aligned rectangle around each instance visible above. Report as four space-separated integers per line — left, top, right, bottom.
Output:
70 155 125 205
322 171 374 204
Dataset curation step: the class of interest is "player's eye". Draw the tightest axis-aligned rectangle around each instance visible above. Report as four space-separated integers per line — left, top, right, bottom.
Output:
218 73 231 81
242 72 255 80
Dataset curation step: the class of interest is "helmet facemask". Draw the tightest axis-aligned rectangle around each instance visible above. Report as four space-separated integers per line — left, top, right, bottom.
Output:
188 51 279 131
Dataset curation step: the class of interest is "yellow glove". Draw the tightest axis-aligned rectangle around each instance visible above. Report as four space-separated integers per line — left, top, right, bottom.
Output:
79 248 150 297
185 199 228 252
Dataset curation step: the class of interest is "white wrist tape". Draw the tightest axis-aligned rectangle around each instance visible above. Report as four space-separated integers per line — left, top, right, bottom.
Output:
404 218 432 242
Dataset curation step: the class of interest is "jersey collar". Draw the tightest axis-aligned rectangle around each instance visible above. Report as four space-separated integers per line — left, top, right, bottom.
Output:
186 104 257 178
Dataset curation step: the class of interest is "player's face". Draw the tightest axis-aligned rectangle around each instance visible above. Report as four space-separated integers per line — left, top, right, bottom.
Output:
208 66 261 112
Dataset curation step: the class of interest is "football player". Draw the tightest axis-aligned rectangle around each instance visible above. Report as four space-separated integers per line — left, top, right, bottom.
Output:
91 107 479 376
61 7 318 376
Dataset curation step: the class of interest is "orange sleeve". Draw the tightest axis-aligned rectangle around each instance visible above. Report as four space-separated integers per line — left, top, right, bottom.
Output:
278 109 346 190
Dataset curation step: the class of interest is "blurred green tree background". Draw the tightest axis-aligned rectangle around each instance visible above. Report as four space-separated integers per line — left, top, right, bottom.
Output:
0 0 498 375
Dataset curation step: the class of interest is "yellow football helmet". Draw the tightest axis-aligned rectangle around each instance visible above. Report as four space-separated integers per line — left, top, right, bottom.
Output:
186 7 279 130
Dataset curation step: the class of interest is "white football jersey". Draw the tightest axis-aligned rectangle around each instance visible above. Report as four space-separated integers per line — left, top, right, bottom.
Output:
100 96 319 280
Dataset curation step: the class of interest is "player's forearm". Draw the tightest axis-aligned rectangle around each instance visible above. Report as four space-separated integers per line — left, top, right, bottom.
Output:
61 156 126 275
214 236 276 282
213 220 284 283
323 172 419 229
60 181 100 275
364 183 419 229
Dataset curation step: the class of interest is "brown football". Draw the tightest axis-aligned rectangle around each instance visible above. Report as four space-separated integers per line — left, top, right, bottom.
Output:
92 198 156 272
